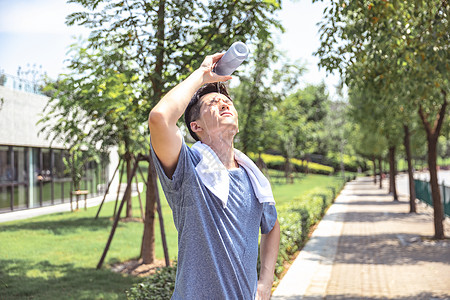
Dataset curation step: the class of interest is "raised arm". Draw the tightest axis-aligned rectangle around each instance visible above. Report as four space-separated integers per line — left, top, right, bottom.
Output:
148 53 231 178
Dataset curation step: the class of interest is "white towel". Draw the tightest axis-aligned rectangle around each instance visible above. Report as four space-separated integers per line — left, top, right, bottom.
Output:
191 141 276 208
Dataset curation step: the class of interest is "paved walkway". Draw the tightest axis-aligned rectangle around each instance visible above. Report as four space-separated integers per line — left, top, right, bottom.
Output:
272 177 450 300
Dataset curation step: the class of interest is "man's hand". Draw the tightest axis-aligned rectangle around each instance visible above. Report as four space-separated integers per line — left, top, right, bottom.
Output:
255 279 272 300
198 53 232 85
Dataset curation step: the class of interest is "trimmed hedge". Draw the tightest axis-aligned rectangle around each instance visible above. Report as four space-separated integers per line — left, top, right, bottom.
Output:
326 152 366 172
273 182 343 280
126 182 345 299
126 264 177 300
248 152 334 175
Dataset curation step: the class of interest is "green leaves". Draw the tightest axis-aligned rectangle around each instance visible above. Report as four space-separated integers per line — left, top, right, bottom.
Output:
315 0 449 158
39 42 148 166
263 0 281 9
126 264 177 299
41 0 287 168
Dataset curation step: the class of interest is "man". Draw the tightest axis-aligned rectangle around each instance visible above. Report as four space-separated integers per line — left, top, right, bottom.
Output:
149 52 280 300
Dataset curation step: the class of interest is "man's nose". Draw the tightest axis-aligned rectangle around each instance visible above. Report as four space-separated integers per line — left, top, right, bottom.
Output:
219 100 229 110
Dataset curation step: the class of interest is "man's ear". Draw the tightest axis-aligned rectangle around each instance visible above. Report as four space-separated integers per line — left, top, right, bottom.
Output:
190 121 203 134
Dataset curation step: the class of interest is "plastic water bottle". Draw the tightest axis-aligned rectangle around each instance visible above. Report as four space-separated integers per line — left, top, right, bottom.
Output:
214 42 250 76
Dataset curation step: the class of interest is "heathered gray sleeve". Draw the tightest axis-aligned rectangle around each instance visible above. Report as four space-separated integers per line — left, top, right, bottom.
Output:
150 139 195 207
260 203 277 234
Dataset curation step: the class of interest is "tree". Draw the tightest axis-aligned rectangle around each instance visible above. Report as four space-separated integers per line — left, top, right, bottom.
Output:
314 0 449 238
291 83 330 158
232 39 279 156
232 44 304 158
265 82 329 179
273 95 308 179
64 143 100 193
347 84 393 187
41 44 145 218
59 0 285 264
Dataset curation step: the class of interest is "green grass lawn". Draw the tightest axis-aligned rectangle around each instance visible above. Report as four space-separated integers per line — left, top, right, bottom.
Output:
269 171 343 205
0 173 344 299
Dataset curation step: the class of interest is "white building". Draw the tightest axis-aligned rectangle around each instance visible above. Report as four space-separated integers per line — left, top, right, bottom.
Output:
0 75 118 213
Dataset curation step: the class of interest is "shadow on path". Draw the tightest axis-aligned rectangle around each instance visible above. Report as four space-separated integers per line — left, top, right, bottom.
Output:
303 232 450 266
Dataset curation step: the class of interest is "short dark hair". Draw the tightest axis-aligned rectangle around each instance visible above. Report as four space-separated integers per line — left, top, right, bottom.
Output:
184 82 231 141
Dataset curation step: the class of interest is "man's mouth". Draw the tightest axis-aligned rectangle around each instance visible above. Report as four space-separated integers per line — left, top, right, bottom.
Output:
220 112 233 117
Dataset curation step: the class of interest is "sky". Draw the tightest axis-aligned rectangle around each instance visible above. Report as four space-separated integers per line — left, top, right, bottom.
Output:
0 0 341 99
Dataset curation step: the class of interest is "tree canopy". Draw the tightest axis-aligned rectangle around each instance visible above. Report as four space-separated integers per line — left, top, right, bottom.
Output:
314 0 449 238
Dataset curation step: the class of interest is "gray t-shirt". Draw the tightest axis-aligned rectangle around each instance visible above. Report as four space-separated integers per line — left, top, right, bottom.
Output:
151 140 277 300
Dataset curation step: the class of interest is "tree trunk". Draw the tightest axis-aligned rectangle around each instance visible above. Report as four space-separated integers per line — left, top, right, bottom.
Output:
378 157 382 189
388 146 398 201
139 0 166 263
256 152 269 178
125 152 132 218
153 0 165 101
403 125 416 213
305 154 310 175
285 156 293 184
141 157 158 264
418 91 447 239
340 141 345 179
242 66 264 155
427 137 445 239
372 156 377 184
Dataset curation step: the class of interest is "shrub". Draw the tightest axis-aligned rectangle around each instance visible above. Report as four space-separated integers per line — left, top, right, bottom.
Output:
326 152 367 172
248 152 334 175
274 181 344 280
291 158 334 175
126 264 177 300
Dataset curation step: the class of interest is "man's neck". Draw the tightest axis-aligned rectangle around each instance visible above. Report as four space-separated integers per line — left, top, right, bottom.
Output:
202 135 238 170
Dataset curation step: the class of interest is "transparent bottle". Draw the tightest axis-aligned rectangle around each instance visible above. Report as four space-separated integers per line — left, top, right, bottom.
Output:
213 42 249 76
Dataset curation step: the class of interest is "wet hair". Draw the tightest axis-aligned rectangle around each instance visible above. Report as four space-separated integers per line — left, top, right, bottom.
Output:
184 82 231 141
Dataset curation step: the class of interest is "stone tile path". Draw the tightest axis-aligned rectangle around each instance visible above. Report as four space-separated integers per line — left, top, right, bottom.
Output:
272 177 450 300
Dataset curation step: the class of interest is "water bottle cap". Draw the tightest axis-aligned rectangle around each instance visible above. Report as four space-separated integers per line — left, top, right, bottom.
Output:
230 42 249 59
213 41 250 76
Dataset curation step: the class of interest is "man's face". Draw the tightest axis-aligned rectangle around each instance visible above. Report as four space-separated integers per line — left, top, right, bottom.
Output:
191 92 239 141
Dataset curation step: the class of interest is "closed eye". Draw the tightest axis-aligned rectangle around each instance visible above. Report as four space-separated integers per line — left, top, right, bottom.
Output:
208 99 219 106
208 97 233 106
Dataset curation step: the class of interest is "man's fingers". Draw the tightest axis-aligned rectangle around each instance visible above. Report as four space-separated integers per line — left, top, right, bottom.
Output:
199 53 232 84
200 53 224 70
211 52 225 58
215 75 232 82
210 52 225 63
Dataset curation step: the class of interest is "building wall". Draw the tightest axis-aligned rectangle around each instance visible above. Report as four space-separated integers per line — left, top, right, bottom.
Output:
0 86 119 213
0 86 65 148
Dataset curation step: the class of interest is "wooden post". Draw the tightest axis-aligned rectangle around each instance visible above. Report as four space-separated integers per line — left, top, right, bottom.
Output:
147 155 170 267
378 158 383 189
137 163 149 188
97 158 140 269
156 190 170 267
135 168 145 221
95 160 121 219
113 162 125 218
